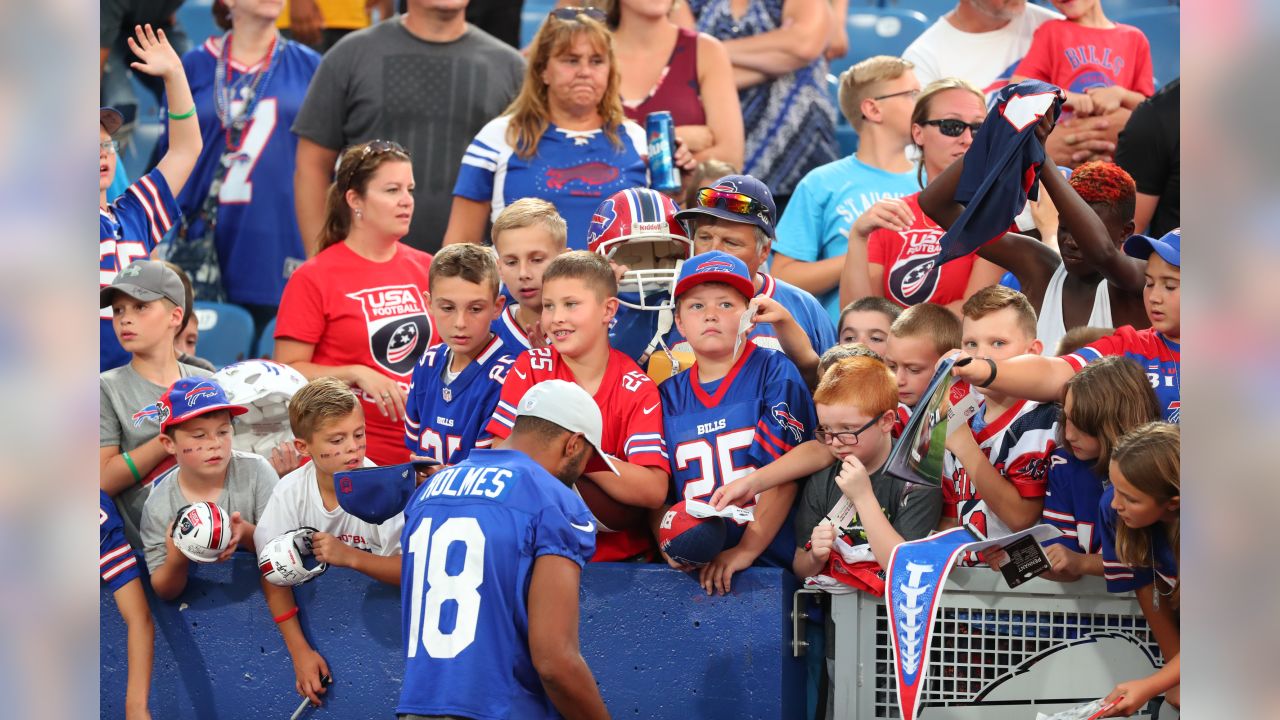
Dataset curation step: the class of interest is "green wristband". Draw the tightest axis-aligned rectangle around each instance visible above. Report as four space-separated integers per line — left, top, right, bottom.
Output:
122 451 143 484
168 106 197 121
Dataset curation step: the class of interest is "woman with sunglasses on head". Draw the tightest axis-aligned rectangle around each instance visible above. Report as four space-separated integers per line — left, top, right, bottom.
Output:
918 111 1152 355
838 78 1005 317
157 0 320 338
444 7 693 250
274 141 438 466
601 0 743 170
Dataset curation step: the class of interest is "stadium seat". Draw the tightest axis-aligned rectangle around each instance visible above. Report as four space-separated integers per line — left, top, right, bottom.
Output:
193 301 256 369
521 0 555 46
1114 6 1180 88
883 0 956 23
256 316 278 359
834 8 930 76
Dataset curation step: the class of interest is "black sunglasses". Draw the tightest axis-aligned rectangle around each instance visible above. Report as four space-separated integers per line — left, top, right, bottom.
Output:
549 6 607 22
920 118 982 138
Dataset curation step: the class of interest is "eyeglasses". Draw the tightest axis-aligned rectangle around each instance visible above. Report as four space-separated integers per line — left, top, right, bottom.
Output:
814 414 882 446
548 6 607 22
873 89 920 103
100 140 119 155
920 118 983 138
696 187 772 224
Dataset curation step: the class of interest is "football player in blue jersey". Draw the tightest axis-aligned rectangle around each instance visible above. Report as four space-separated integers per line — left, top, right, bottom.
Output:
656 251 817 595
1039 357 1159 583
100 24 202 372
405 244 517 467
395 380 611 720
156 0 321 326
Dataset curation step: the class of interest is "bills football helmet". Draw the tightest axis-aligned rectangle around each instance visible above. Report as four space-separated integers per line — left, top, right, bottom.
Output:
258 527 328 587
213 360 308 455
586 188 692 311
171 501 232 563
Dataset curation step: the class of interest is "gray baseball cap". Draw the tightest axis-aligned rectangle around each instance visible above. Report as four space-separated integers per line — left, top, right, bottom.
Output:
100 260 186 308
100 107 124 136
516 380 619 474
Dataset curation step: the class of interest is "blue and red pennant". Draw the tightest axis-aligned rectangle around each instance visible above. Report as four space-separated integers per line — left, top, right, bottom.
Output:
938 80 1064 264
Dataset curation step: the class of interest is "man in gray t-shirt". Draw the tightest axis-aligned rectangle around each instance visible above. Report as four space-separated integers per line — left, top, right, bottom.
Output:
100 361 212 548
141 451 278 575
292 6 525 254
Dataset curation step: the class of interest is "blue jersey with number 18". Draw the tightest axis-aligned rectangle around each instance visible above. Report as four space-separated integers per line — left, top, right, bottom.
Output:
398 448 596 719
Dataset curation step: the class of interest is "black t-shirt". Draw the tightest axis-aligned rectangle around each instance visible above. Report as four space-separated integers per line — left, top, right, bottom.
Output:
794 463 942 551
1115 79 1180 237
100 0 183 48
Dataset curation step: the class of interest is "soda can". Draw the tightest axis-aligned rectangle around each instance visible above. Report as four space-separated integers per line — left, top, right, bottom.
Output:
645 111 680 192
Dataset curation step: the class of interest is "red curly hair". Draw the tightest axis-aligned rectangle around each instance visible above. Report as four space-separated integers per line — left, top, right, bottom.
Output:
1068 161 1136 222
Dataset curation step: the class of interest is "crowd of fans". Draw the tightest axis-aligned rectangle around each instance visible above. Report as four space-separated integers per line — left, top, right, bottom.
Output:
99 0 1181 718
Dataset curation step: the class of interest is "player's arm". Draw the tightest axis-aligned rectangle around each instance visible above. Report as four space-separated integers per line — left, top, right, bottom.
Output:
584 460 668 508
128 25 201 197
113 578 154 720
100 439 170 496
442 196 491 247
711 439 829 510
950 354 1077 403
701 481 797 595
943 429 1044 532
294 138 339 257
528 555 610 720
263 579 331 707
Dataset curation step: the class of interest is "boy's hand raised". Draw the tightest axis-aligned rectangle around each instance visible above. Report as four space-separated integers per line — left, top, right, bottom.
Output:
126 25 182 80
710 476 755 511
748 295 796 330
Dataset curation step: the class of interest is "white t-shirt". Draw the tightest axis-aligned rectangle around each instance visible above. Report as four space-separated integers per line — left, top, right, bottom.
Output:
903 4 1062 95
253 460 404 556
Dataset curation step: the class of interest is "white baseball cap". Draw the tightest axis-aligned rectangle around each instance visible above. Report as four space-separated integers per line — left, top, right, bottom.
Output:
517 380 619 475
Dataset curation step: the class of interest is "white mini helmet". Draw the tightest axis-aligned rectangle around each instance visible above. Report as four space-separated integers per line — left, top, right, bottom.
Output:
213 360 308 455
258 527 328 587
586 188 692 311
172 501 233 563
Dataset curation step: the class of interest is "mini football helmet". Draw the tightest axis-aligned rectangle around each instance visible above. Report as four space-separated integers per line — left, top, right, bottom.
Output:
171 501 232 563
258 527 328 587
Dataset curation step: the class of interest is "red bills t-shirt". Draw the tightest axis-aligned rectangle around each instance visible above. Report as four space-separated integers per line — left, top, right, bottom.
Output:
276 242 436 465
486 346 671 562
867 193 977 308
1015 20 1155 97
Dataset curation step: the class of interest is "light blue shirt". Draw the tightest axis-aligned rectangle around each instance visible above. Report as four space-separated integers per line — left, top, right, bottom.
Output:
772 155 921 321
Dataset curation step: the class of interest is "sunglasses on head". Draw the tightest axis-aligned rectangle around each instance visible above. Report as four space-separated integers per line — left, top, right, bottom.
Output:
920 118 982 138
548 6 607 22
696 187 772 224
361 139 407 156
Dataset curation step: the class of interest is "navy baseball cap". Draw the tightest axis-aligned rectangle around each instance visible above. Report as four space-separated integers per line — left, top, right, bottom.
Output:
1123 228 1180 267
100 107 124 136
154 377 248 433
675 174 777 239
335 462 431 525
674 251 755 301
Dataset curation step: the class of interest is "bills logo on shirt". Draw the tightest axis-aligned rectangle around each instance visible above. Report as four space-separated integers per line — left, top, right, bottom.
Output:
1167 400 1180 424
771 402 805 444
346 285 432 375
545 162 620 191
132 405 162 427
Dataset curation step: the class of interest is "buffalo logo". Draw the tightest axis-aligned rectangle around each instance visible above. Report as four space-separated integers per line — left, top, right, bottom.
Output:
713 180 739 193
184 381 220 407
545 162 619 191
1167 400 1180 424
586 198 617 247
345 285 433 375
771 402 805 444
132 404 162 428
889 255 941 307
695 259 735 274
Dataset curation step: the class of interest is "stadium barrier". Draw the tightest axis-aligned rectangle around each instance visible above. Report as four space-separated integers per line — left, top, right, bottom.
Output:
827 569 1176 719
101 558 805 719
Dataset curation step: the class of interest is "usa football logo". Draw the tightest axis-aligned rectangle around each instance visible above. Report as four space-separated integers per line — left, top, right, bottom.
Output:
345 285 433 375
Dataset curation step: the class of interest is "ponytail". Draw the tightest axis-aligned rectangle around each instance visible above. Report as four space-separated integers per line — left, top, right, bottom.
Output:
317 140 412 253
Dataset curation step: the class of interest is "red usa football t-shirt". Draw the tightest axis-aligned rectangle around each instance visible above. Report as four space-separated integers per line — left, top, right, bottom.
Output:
867 193 978 308
486 346 671 561
276 242 437 465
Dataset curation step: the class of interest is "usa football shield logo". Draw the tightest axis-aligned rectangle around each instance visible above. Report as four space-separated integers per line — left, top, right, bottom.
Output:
346 285 433 375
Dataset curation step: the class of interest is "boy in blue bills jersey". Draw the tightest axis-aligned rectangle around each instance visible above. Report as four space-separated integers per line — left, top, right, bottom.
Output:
156 6 321 315
657 251 816 595
405 244 517 466
395 380 611 720
100 25 203 372
100 490 155 718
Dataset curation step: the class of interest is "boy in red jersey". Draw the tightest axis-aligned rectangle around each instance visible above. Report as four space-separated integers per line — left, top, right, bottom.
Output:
485 252 671 561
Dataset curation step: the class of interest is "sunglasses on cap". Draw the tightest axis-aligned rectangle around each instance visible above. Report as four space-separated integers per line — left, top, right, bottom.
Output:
548 6 607 22
696 187 772 224
919 118 982 138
